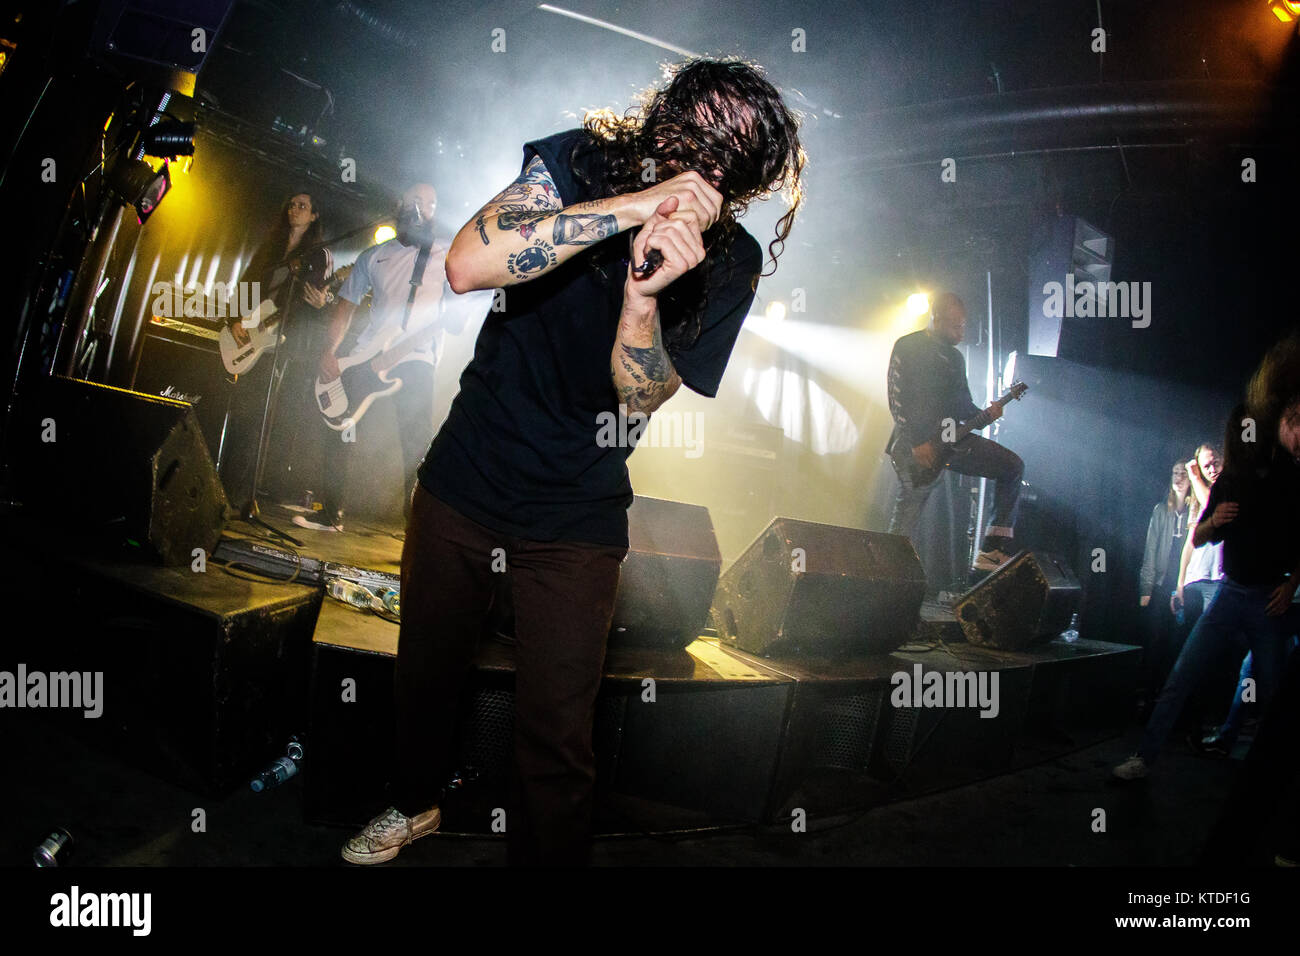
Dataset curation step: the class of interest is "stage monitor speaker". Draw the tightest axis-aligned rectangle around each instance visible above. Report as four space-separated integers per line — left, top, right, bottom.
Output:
611 495 722 648
1027 214 1114 360
712 518 926 658
487 496 722 649
11 376 227 565
953 550 1081 650
91 0 236 96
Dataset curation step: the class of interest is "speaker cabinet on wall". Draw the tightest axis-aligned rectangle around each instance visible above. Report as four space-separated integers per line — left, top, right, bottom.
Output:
712 518 927 658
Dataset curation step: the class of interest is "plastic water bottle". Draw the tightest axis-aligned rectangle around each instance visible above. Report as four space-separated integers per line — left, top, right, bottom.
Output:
1060 612 1080 644
33 828 73 867
329 577 378 610
380 588 400 617
251 739 304 792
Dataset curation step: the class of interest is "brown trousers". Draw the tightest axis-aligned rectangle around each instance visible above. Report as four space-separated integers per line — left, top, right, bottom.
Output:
393 484 626 865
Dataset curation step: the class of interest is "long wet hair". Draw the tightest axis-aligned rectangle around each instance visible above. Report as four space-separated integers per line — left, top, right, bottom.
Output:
574 57 806 350
1246 331 1300 461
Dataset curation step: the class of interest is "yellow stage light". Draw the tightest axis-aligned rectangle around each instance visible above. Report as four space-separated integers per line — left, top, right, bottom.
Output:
765 300 787 322
906 292 930 317
1268 0 1300 22
374 225 396 244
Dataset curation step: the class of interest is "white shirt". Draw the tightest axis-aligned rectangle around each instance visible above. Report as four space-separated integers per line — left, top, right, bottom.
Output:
1185 499 1225 585
338 238 448 358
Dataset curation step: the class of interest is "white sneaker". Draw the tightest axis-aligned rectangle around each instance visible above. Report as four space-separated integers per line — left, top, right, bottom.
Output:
973 548 1011 572
292 513 342 532
1112 755 1149 781
341 805 441 865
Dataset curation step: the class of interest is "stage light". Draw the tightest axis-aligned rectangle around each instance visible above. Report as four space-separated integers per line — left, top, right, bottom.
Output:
141 118 196 158
109 157 172 224
906 292 930 317
374 225 396 244
1268 0 1300 22
765 300 787 322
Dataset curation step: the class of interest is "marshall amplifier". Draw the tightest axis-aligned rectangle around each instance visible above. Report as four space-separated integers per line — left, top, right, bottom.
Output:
132 321 232 467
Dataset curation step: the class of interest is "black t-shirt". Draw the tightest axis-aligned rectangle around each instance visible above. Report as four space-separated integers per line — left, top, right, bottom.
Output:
418 128 762 547
885 329 981 454
1200 449 1300 588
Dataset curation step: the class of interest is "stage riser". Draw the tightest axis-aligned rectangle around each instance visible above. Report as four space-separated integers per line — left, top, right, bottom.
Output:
1012 643 1142 766
872 666 1032 796
0 555 321 795
610 684 793 823
304 636 1140 829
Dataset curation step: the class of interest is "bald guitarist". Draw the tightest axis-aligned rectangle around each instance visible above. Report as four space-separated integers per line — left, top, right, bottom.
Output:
886 291 1026 572
297 183 462 532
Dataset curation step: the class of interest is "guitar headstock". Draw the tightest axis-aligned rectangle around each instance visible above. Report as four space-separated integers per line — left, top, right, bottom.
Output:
1007 381 1028 402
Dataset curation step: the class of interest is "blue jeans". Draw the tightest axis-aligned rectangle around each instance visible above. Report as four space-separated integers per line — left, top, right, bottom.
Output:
1140 578 1300 764
1217 636 1300 744
1177 579 1221 629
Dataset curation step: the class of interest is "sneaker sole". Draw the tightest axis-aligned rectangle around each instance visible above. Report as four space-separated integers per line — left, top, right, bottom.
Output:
340 820 440 866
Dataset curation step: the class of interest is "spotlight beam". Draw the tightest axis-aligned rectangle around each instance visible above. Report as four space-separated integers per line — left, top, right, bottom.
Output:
537 4 698 57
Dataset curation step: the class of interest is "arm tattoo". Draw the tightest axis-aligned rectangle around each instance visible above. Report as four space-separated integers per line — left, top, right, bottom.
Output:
520 155 558 199
474 212 489 245
614 316 678 412
496 204 551 239
506 239 557 277
553 213 617 246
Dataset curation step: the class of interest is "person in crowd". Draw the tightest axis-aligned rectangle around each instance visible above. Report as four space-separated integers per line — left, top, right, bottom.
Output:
1136 459 1193 711
1114 396 1300 782
1201 332 1300 863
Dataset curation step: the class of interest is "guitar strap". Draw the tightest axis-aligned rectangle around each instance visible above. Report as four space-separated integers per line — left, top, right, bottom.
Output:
400 243 433 332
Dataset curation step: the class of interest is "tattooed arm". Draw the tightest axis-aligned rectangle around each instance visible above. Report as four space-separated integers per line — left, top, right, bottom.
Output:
612 292 682 415
446 153 723 294
446 154 623 293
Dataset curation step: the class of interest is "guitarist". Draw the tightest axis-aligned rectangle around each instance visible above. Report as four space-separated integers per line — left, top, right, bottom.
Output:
299 183 455 531
885 291 1024 572
221 191 334 512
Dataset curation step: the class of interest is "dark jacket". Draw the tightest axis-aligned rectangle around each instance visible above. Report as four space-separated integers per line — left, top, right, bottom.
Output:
886 329 981 455
1140 501 1186 598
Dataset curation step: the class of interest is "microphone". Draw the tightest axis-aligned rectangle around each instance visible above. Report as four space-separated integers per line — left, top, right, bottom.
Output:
633 248 664 278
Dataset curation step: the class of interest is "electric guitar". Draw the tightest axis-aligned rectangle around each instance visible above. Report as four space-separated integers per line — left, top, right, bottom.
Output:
314 320 440 431
891 381 1028 487
218 265 351 375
